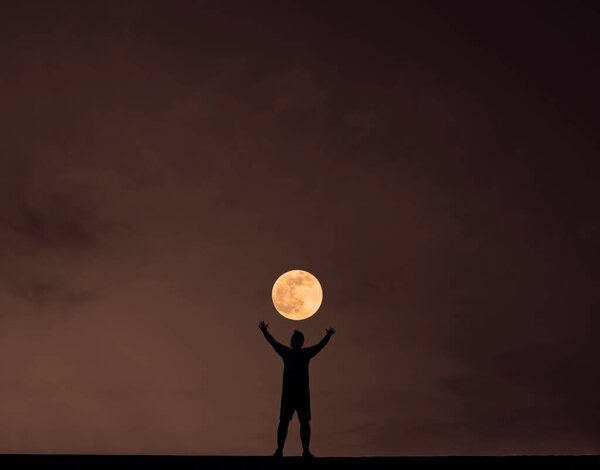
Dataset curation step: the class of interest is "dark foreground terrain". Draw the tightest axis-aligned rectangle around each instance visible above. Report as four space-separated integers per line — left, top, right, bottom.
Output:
1 455 598 469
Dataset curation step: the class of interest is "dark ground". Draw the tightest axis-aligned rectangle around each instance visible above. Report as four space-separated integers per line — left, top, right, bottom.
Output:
0 455 598 469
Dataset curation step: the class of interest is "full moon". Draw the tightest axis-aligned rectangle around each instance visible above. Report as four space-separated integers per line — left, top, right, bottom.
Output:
272 270 323 320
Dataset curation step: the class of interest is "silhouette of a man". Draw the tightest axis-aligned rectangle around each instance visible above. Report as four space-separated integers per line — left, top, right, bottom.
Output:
259 320 335 458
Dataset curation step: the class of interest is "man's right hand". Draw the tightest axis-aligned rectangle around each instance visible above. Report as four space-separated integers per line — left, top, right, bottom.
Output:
326 327 336 336
259 321 268 332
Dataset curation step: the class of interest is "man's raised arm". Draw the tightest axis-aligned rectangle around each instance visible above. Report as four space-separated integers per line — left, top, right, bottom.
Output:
259 321 288 357
305 327 336 359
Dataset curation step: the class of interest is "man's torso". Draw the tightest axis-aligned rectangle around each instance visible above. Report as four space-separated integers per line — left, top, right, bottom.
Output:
281 349 311 397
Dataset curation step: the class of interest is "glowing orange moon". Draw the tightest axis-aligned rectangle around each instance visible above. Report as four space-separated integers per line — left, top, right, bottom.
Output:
272 270 323 320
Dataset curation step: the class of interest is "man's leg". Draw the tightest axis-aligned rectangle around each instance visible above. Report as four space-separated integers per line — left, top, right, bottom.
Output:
300 419 311 455
298 399 313 457
276 417 291 454
276 395 294 456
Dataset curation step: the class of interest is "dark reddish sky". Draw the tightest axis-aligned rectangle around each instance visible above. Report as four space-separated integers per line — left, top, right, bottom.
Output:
1 0 598 456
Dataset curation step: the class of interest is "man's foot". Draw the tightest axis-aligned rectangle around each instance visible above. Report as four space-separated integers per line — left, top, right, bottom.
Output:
302 451 314 458
273 449 283 458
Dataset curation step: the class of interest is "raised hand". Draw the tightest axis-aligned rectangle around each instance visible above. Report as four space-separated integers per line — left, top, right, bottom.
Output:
259 321 269 332
326 327 336 336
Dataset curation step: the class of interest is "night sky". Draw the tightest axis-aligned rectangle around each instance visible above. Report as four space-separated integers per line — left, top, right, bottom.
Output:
1 0 599 456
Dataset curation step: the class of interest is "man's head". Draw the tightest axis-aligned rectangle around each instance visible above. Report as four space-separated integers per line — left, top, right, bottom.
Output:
290 330 304 349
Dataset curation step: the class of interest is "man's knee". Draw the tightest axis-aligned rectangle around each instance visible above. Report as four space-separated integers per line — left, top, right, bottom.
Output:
299 419 310 427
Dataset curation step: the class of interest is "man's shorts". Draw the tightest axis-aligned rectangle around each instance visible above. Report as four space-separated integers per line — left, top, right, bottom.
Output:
280 392 311 422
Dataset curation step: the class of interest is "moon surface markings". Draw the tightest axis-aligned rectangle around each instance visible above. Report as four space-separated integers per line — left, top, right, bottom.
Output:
272 270 323 320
